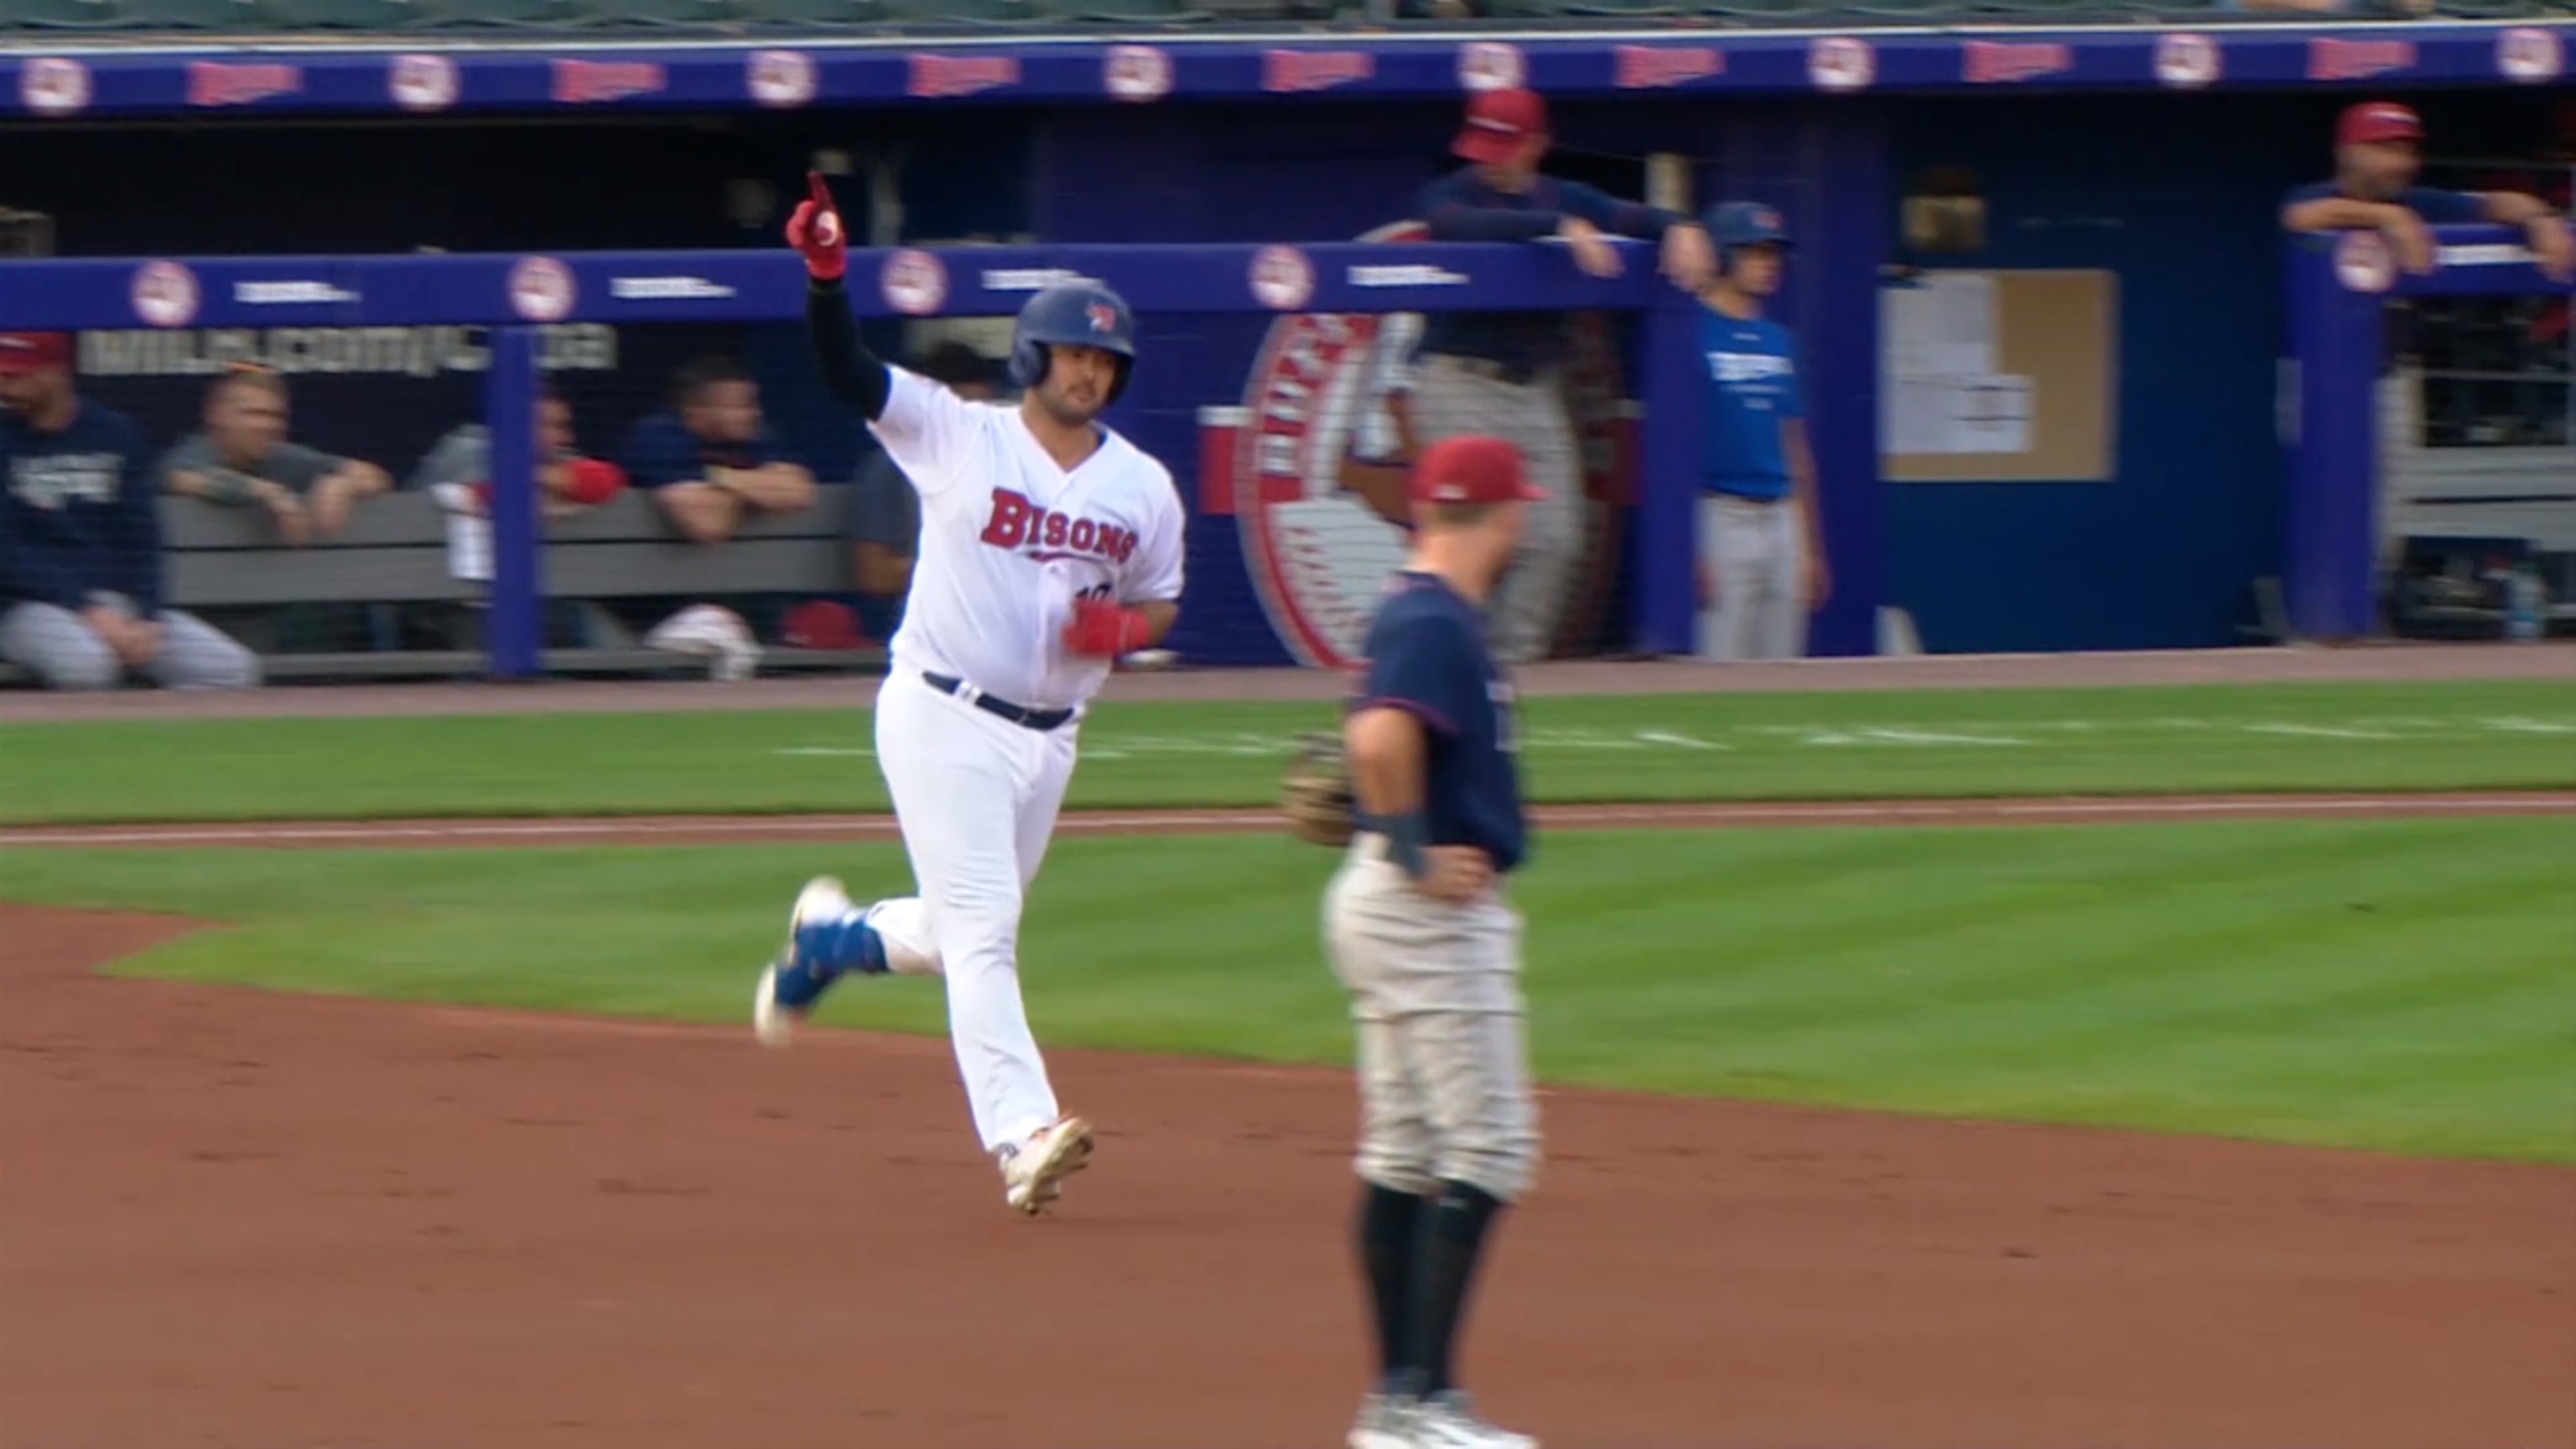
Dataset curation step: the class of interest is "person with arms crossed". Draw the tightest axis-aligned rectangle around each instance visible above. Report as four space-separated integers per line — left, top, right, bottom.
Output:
1411 86 1715 662
1690 201 1828 661
620 356 817 544
2282 101 2573 283
0 332 258 691
157 366 392 544
749 176 1187 1218
1330 435 1545 1449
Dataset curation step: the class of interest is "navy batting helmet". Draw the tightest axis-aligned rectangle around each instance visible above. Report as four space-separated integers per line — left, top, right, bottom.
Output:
1009 282 1137 406
1702 200 1791 274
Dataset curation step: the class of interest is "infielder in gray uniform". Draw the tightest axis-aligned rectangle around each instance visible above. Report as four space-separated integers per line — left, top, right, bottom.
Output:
0 331 258 691
1331 436 1545 1449
1415 85 1713 663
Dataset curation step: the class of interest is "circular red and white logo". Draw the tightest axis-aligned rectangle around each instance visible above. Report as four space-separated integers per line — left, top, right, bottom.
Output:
2498 28 2563 84
1249 246 1315 311
747 49 816 107
2334 231 2397 294
20 56 92 117
1104 44 1171 101
2153 33 2220 89
1809 36 1874 93
1457 41 1525 92
129 260 200 328
508 256 577 322
387 53 458 112
1218 221 1630 669
880 248 948 316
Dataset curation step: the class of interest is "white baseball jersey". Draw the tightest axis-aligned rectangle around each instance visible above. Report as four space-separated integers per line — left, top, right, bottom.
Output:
870 368 1186 712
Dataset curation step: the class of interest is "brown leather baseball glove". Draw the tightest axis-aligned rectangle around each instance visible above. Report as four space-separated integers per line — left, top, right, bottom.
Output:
1280 730 1356 847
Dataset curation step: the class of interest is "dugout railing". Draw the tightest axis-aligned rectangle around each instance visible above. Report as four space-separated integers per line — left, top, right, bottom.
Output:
7 226 2565 683
2285 221 2575 643
3 240 1707 680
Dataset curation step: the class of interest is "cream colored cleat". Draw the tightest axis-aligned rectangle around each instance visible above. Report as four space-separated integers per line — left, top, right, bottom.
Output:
1000 1115 1095 1215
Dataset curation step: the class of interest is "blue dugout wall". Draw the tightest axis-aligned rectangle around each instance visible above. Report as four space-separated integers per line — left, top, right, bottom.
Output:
5 63 2562 660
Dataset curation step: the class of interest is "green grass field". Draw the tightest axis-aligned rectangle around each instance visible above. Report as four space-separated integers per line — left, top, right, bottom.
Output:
8 675 2570 1165
6 816 2571 1163
1 679 2570 824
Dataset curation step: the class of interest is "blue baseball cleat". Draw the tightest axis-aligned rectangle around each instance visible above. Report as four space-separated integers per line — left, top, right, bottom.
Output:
752 875 887 1047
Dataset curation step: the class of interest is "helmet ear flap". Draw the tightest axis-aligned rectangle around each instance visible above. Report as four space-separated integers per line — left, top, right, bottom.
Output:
1104 355 1132 408
1010 338 1047 391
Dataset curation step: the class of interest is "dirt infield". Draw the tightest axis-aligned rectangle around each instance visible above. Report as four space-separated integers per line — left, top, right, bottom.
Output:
6 647 2573 1445
4 901 2573 1449
6 790 2575 849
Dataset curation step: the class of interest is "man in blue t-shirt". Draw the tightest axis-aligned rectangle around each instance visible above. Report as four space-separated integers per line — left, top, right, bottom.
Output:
1691 201 1829 662
2281 101 2571 283
1325 435 1544 1449
0 332 258 691
1407 86 1716 664
619 355 817 545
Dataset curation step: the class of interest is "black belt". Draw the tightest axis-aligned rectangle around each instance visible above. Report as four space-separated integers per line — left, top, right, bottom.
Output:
922 672 1074 732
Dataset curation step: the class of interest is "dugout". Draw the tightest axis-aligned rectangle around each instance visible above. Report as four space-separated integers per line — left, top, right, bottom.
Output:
3 53 2564 665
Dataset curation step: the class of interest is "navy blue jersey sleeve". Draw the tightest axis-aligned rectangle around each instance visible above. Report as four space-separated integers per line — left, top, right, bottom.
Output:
1555 179 1685 240
2281 180 2335 210
620 416 702 491
108 414 164 616
1355 609 1478 736
1420 173 1560 242
2399 186 2487 225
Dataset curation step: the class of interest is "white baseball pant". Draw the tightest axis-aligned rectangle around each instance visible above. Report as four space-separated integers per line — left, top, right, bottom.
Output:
861 672 1076 1154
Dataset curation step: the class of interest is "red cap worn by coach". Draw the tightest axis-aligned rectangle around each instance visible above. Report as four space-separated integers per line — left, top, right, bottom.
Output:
1410 436 1547 507
0 332 71 376
2339 101 2423 147
1454 87 1548 166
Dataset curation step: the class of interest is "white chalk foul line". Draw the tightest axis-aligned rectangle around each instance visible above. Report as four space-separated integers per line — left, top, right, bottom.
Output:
3 795 2572 849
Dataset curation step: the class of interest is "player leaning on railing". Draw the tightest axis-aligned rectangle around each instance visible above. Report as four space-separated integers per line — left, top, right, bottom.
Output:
2281 101 2572 283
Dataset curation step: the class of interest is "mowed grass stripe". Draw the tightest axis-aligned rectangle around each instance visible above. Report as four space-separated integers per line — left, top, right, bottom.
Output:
3 816 2568 1162
2 680 2573 823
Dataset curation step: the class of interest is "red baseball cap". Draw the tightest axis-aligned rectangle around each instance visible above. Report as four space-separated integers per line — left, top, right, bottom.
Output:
1410 436 1546 506
0 332 70 376
1453 87 1548 165
2339 101 2423 147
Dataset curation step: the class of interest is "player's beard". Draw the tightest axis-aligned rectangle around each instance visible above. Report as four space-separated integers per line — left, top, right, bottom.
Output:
1034 385 1103 429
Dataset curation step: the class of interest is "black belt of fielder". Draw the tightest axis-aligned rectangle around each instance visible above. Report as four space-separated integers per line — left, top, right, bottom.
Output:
922 673 1075 732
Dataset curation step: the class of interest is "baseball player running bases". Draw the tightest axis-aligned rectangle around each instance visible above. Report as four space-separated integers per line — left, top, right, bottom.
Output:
1330 436 1545 1449
751 175 1187 1218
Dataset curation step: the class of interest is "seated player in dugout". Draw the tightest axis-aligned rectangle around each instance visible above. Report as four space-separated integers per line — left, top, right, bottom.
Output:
156 364 394 546
621 355 817 544
408 385 630 520
2282 101 2573 283
1 331 260 691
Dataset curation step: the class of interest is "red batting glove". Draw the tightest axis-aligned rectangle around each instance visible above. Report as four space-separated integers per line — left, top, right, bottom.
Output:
786 170 848 283
1063 597 1153 657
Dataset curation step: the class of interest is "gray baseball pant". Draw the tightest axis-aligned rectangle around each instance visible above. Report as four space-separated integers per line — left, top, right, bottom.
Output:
1322 834 1540 1203
1696 493 1810 661
0 602 262 690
